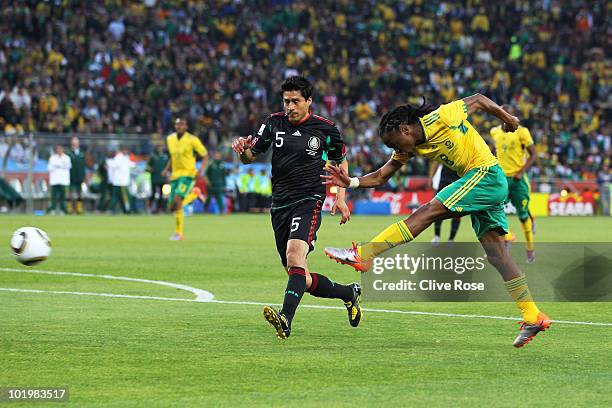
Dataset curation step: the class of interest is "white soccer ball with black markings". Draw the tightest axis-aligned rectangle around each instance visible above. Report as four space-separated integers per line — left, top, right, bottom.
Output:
10 227 52 266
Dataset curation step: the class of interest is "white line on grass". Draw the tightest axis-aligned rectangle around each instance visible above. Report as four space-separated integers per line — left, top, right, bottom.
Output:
0 267 214 301
0 287 200 303
2 267 612 327
206 299 612 327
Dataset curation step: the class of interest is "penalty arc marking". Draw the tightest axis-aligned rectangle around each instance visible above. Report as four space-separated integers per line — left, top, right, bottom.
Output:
1 267 612 327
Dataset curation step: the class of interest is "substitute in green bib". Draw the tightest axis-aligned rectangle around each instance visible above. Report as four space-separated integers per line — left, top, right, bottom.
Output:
68 136 86 214
205 151 227 214
147 143 169 213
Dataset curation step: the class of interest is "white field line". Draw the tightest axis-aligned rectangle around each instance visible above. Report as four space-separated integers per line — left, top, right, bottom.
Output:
0 267 213 301
0 287 198 303
1 267 611 327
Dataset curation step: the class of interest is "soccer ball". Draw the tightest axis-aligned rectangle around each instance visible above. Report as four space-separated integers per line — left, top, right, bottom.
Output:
10 227 52 266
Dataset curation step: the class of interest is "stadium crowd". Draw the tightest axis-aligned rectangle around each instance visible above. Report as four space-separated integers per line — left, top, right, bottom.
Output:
0 0 609 186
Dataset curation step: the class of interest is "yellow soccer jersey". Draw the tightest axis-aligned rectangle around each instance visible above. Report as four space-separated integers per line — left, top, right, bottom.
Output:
391 100 497 177
490 126 534 177
166 132 207 180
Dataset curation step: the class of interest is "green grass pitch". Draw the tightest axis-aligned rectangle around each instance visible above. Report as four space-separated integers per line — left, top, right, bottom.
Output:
1 214 611 407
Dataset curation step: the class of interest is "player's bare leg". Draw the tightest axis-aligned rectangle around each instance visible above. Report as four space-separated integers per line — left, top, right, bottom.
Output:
325 198 451 271
478 230 550 347
326 198 550 347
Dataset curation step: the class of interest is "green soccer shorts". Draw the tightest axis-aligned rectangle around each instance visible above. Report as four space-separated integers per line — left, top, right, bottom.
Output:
435 164 509 239
168 176 195 203
506 174 531 221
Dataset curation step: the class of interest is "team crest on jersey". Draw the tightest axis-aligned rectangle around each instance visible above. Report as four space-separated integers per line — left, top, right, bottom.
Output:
306 136 320 156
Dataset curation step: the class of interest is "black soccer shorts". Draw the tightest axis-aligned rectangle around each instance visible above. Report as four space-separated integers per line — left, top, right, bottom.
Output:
271 199 323 267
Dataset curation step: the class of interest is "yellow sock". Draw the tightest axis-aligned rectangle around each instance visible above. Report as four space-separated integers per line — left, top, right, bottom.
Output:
175 208 184 235
521 218 534 251
183 191 198 206
360 220 413 260
504 275 540 323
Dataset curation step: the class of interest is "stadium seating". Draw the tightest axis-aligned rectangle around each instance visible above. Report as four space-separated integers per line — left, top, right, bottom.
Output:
0 1 608 183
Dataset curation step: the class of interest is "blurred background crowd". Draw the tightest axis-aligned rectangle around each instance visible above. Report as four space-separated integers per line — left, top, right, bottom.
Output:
0 0 609 195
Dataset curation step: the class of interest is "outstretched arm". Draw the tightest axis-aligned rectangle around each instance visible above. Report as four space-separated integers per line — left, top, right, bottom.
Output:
463 93 520 132
322 158 404 189
334 160 349 201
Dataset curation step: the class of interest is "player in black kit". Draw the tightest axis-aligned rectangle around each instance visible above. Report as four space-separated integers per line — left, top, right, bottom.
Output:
231 76 362 339
429 163 461 245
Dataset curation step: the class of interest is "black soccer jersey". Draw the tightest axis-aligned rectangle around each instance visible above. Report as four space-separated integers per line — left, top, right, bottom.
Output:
251 112 346 209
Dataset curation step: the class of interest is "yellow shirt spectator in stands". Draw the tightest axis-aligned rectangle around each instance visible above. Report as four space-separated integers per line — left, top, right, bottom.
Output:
391 100 497 177
39 95 58 114
378 4 395 20
440 82 456 102
491 70 511 91
216 19 236 38
335 13 346 29
35 1 50 17
301 40 314 59
490 125 534 177
471 10 490 32
47 49 65 71
4 123 24 135
339 65 350 83
129 2 145 16
285 53 297 67
256 39 270 52
450 19 464 37
166 132 208 180
355 102 374 121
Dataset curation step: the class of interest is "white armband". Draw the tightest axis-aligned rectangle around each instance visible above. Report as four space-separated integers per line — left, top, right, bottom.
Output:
349 177 360 189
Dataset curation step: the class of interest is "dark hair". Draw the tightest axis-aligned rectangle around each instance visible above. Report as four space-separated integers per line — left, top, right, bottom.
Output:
280 76 313 100
379 99 439 137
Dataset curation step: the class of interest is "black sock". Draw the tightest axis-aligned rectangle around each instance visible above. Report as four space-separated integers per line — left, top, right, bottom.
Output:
280 267 306 323
434 220 442 236
307 273 354 303
449 218 461 240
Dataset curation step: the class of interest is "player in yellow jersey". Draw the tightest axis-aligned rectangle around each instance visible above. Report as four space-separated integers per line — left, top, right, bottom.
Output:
491 105 537 263
323 94 550 348
164 118 208 241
